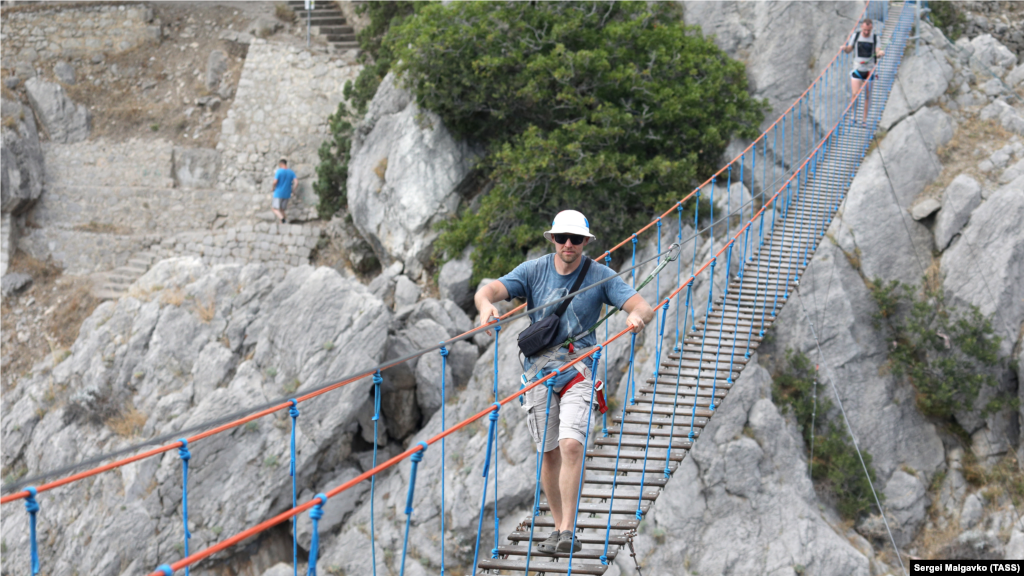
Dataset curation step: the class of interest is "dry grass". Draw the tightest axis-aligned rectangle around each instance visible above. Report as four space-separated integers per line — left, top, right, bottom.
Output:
275 3 296 23
924 118 1014 200
72 221 133 235
194 296 216 323
374 157 388 182
106 403 147 438
160 287 185 306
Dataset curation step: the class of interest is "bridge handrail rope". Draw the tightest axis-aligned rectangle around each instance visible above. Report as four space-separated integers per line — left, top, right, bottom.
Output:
11 2 916 573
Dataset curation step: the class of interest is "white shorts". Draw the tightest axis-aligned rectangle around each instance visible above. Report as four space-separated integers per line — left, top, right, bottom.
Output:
524 378 599 453
272 197 289 210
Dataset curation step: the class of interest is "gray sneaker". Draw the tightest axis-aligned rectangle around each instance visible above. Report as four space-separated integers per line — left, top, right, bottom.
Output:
557 530 582 553
536 530 560 555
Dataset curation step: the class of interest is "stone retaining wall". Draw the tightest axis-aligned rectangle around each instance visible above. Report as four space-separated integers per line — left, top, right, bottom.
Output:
0 4 160 65
152 221 322 270
216 40 360 211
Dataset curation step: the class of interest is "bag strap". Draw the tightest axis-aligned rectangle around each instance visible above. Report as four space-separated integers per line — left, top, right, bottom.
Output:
554 256 591 317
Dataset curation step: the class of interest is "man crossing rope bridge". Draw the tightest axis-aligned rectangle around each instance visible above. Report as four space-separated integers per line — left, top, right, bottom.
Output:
474 210 654 555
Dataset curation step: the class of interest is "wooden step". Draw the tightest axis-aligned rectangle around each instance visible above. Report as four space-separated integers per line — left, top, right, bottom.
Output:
477 557 608 574
497 544 618 561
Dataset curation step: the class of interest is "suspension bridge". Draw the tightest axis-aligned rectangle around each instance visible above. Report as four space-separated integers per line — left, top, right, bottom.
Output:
2 1 915 574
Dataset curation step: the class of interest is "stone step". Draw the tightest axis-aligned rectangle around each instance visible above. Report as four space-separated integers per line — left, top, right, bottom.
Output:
324 33 357 43
311 25 354 35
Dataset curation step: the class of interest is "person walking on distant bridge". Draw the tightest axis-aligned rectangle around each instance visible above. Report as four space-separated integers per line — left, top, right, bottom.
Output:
474 210 655 555
271 158 297 224
843 17 885 126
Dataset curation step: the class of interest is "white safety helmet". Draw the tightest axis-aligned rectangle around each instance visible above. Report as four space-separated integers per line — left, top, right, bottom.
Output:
543 210 597 242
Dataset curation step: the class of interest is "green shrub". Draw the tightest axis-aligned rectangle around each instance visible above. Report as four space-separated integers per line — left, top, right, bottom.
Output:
773 350 880 520
928 2 965 41
867 279 1006 420
383 1 766 281
343 1 418 115
313 101 353 219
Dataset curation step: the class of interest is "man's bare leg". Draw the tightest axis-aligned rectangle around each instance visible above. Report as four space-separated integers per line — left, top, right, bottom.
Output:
272 208 286 222
850 77 865 121
863 80 871 123
541 448 563 529
557 438 585 531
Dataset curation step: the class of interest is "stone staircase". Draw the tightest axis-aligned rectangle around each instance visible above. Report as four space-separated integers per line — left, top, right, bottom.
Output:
91 250 158 300
289 1 359 52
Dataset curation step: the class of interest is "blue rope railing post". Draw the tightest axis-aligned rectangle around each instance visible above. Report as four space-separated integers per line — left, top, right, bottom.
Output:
691 258 717 429
523 376 554 573
709 244 733 410
489 325 502 559
288 400 300 576
636 302 670 518
399 442 428 576
708 177 716 257
24 486 40 575
603 253 612 436
369 370 383 576
747 209 767 357
307 493 327 576
567 347 603 575
439 343 449 575
674 204 684 352
178 438 192 576
666 278 694 476
689 191 701 332
472 403 502 575
602 336 637 565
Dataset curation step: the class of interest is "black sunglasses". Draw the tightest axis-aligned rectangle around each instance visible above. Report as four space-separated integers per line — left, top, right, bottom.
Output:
552 233 587 245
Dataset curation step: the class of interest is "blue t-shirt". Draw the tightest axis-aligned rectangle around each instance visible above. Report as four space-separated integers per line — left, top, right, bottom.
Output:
273 168 296 199
500 254 637 387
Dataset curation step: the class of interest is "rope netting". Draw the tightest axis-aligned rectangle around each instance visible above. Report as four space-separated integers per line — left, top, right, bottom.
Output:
3 2 918 573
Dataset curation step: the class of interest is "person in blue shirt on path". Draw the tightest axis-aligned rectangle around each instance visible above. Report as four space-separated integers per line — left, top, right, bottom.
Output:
474 209 654 555
271 158 297 224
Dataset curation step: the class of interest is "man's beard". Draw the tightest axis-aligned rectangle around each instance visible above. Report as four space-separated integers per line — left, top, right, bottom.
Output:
558 250 580 264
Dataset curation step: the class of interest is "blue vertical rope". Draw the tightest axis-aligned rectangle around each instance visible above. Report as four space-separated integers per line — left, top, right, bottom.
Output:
525 378 554 574
748 209 767 354
567 348 603 575
636 302 670 518
772 183 792 318
725 166 732 246
490 326 501 559
399 442 428 576
727 226 752 381
708 177 716 258
25 486 40 575
759 186 779 336
666 279 694 476
369 370 382 576
472 403 501 576
708 245 732 411
674 204 684 352
439 344 449 575
690 259 716 439
603 253 612 436
307 494 327 576
178 438 192 576
689 191 701 332
602 335 636 565
289 400 300 576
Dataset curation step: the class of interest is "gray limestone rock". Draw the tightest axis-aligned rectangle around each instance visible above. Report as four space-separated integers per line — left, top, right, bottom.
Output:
835 107 951 284
1 99 45 215
933 174 983 250
295 466 368 550
880 44 955 130
981 77 1004 97
25 77 90 143
0 259 392 575
960 492 985 530
260 563 293 576
206 50 228 91
53 61 76 85
970 34 1018 72
941 175 1024 356
1008 64 1024 87
1 272 32 297
910 197 941 221
173 147 220 189
438 256 473 311
393 274 421 309
348 73 480 279
980 100 1024 136
883 470 928 546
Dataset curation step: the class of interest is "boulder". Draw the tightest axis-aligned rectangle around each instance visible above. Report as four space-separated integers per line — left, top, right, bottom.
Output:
25 77 90 143
941 175 1024 356
438 255 473 311
933 174 982 250
206 50 228 92
882 469 928 546
980 100 1024 136
1 272 32 297
970 34 1018 72
172 147 220 189
1008 64 1024 88
880 45 954 131
369 260 404 309
1001 158 1024 185
53 61 76 85
393 274 421 309
980 77 1004 97
348 73 480 280
1 99 45 215
910 197 941 221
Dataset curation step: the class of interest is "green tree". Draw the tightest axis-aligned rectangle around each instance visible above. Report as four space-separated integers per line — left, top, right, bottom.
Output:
383 1 766 281
313 102 353 219
343 1 418 114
